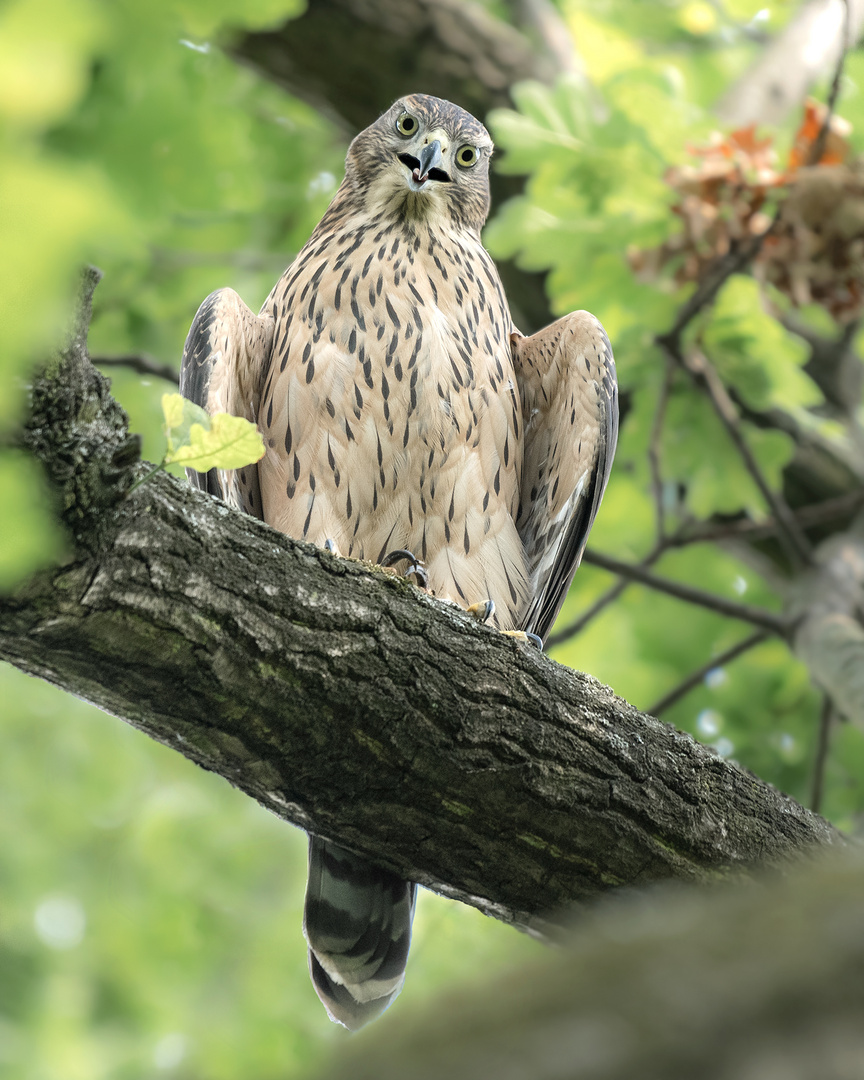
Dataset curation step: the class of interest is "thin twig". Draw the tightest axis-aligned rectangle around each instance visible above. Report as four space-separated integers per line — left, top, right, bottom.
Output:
808 0 850 167
655 237 767 354
646 630 769 717
547 543 668 650
649 361 675 542
810 695 835 815
667 492 864 549
94 354 179 384
681 349 813 568
581 549 789 635
546 578 630 651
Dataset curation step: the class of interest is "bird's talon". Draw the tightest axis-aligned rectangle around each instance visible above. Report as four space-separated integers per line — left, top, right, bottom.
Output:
380 549 429 591
409 564 429 590
324 539 341 556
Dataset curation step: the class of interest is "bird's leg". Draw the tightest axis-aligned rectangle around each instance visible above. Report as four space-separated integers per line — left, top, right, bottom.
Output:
380 548 429 591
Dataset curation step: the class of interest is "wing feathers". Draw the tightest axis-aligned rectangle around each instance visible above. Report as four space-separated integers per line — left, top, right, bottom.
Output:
512 311 618 643
179 287 274 515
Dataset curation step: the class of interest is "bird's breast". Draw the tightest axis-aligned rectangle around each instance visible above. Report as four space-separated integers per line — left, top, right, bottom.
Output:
256 222 531 627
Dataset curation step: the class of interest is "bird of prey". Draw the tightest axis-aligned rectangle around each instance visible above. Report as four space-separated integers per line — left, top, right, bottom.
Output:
180 93 617 1029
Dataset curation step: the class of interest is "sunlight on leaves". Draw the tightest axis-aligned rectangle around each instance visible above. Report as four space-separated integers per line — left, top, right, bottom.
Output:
702 275 820 413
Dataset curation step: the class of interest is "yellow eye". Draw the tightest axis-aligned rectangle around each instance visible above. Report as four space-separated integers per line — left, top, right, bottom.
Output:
396 112 418 137
456 145 479 168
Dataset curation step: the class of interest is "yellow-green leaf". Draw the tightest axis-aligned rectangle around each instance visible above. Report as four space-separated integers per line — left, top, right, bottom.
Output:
162 392 207 451
161 393 264 472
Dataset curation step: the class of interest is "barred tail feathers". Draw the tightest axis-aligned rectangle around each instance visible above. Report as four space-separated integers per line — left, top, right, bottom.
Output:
304 838 416 1030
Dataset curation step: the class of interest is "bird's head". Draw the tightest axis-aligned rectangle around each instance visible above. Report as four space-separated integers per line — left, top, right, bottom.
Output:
345 94 494 233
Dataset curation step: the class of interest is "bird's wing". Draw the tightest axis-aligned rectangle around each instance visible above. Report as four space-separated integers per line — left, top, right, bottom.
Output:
179 287 274 515
512 311 618 644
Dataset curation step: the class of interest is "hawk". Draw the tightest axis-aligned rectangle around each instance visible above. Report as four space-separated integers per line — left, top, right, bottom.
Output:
180 94 617 1029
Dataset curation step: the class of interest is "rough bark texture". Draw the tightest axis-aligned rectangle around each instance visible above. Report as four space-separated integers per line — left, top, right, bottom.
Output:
319 849 864 1080
0 273 844 938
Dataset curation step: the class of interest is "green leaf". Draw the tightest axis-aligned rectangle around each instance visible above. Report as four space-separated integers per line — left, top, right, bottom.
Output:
161 393 265 473
661 391 796 518
701 276 821 413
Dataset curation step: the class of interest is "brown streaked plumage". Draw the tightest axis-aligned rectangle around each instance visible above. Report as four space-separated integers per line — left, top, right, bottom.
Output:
180 93 618 1029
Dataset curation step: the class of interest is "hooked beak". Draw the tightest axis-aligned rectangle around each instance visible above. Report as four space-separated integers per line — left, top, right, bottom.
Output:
415 139 443 183
398 139 451 188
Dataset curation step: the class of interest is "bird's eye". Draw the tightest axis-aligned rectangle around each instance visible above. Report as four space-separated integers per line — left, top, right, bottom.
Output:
396 112 418 137
456 145 479 168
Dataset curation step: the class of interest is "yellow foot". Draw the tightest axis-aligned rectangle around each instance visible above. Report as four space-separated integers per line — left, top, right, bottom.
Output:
501 630 544 650
466 599 496 624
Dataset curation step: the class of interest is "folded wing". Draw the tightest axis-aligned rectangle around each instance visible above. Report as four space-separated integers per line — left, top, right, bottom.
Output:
179 287 274 513
512 311 618 644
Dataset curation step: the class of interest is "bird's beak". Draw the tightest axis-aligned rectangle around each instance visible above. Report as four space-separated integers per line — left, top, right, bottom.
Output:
416 140 443 183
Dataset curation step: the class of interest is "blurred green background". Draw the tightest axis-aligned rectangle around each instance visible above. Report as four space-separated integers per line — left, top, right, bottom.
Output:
3 0 864 1075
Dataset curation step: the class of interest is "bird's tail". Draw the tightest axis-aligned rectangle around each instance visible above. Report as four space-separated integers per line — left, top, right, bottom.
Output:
304 837 417 1030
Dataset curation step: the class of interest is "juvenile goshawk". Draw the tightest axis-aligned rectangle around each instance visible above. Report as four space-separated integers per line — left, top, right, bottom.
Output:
180 93 618 1030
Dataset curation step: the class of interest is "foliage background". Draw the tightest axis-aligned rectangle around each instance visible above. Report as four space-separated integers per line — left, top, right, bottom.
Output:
2 0 864 1075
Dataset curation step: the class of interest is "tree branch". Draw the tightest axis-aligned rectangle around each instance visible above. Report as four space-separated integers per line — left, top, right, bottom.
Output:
716 0 862 127
230 0 554 135
684 349 813 568
808 0 851 166
581 551 790 635
319 849 864 1080
546 542 667 650
646 631 770 718
665 492 864 548
649 361 674 542
0 277 842 938
93 353 179 383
